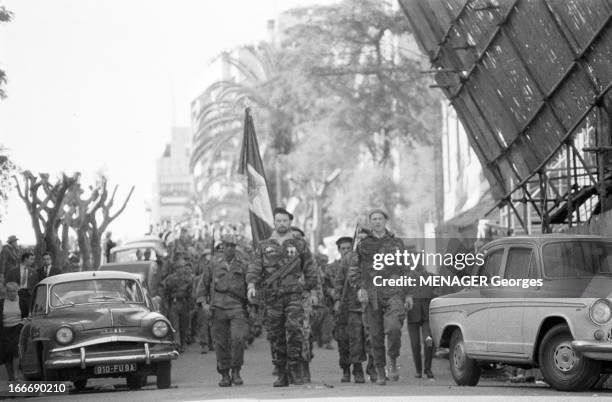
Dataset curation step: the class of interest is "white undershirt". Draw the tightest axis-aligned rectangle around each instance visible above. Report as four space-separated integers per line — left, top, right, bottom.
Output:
3 298 21 327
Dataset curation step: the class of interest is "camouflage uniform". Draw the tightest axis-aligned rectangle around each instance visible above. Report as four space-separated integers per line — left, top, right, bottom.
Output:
161 268 193 350
348 231 407 377
200 254 249 375
334 251 375 381
311 263 335 348
247 234 318 383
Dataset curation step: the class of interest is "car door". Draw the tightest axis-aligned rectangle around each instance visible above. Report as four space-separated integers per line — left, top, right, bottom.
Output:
485 246 534 356
20 284 47 375
462 246 505 355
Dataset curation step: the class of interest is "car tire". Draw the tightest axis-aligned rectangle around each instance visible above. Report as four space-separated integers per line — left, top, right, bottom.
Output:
126 373 146 390
449 329 481 386
538 324 601 391
156 361 171 389
73 379 87 391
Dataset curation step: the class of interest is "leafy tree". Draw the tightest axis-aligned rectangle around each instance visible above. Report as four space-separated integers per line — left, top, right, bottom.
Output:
282 0 440 166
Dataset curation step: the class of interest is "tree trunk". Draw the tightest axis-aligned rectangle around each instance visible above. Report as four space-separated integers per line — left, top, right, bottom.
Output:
90 228 102 270
77 228 92 271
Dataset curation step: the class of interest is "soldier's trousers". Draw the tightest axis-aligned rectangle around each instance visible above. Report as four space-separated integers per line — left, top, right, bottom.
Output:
168 301 190 347
211 308 249 372
334 311 367 368
312 306 334 346
265 292 305 370
192 305 211 348
364 294 405 368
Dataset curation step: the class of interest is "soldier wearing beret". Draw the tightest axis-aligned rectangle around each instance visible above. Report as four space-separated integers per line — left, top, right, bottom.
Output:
348 209 412 385
247 207 318 387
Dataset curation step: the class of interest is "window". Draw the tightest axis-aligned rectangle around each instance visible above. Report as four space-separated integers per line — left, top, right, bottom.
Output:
50 279 144 307
481 249 504 280
504 247 533 280
543 241 612 278
30 286 47 316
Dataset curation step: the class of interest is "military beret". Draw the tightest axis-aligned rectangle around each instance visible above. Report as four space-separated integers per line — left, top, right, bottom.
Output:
368 208 389 220
273 207 293 220
335 236 353 247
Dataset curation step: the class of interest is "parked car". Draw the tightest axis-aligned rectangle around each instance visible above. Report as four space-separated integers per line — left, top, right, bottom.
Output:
19 271 178 390
430 235 612 391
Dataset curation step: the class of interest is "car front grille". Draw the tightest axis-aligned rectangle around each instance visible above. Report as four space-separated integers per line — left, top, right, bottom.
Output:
86 341 143 354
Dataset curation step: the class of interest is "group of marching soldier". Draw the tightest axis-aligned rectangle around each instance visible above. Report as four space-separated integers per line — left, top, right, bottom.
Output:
183 206 436 387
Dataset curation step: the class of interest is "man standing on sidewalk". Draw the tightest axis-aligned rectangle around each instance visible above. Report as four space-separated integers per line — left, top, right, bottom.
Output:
247 207 318 387
349 209 412 385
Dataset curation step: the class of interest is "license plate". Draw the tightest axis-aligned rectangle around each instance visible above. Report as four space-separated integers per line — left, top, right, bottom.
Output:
94 363 137 375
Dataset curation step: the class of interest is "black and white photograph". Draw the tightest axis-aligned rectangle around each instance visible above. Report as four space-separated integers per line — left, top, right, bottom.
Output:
1 0 612 400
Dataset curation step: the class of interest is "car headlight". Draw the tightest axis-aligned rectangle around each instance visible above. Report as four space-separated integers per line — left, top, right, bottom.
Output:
152 320 169 338
590 299 612 325
56 326 74 345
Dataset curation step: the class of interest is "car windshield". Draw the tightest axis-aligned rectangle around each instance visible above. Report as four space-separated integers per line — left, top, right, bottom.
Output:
50 279 144 307
112 248 157 263
542 240 612 278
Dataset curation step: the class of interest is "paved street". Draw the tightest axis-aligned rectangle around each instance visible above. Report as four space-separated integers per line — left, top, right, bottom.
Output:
3 329 611 401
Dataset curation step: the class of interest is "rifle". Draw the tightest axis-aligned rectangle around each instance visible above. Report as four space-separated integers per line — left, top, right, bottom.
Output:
261 258 300 290
339 222 359 305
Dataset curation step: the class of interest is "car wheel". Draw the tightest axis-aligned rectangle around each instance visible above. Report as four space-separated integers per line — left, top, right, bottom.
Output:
73 379 87 391
538 324 601 391
156 361 171 389
126 373 146 390
42 364 59 381
449 329 481 386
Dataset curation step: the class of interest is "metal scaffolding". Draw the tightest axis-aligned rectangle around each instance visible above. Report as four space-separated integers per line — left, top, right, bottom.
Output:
400 0 612 233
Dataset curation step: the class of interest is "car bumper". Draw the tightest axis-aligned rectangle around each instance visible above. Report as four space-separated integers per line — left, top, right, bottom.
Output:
572 340 612 353
45 342 178 370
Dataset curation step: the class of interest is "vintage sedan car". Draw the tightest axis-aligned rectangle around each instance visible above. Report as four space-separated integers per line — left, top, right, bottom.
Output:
19 271 178 390
430 235 612 391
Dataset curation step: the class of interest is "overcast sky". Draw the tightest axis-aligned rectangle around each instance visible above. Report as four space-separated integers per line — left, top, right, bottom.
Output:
0 0 332 244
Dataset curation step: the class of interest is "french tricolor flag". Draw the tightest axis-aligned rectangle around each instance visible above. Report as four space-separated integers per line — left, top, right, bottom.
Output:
238 107 274 245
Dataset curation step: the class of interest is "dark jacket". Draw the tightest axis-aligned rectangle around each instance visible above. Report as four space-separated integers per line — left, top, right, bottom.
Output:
0 245 19 276
36 265 62 283
6 266 38 290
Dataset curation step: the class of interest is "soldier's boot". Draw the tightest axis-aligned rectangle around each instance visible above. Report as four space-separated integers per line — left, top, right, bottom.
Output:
341 366 351 382
388 358 399 381
231 368 243 386
375 366 387 386
353 363 365 383
424 340 434 379
273 368 289 387
218 370 232 387
289 363 304 386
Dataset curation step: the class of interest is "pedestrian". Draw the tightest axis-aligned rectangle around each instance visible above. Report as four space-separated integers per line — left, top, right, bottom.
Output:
348 209 412 385
200 235 249 387
0 236 20 277
37 252 62 283
247 207 318 387
104 232 116 263
6 251 37 309
406 262 436 379
0 282 29 380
